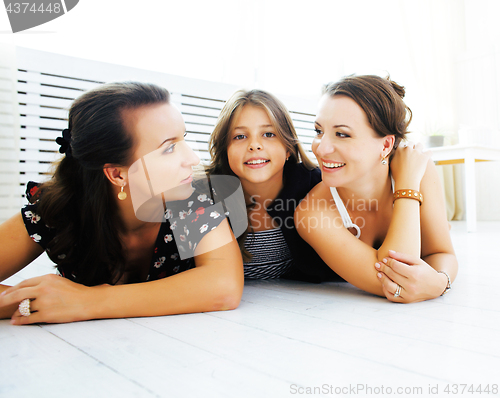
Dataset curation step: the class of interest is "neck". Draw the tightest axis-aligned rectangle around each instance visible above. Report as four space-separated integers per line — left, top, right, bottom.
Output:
115 191 159 234
241 176 284 206
336 168 392 212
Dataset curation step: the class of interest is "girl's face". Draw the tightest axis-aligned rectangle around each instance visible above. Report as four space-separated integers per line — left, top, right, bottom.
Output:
127 103 199 209
226 105 289 189
313 94 390 188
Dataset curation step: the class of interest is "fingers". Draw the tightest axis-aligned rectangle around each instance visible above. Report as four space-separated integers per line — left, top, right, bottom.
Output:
377 272 404 302
1 275 45 297
387 250 420 266
0 286 37 308
11 307 42 325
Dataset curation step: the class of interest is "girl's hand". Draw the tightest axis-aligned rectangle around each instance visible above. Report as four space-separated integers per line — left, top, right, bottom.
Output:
390 142 431 188
374 250 448 303
0 274 98 325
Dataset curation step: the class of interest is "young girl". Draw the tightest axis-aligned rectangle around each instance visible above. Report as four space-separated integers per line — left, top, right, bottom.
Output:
295 75 458 303
0 82 243 324
208 89 337 282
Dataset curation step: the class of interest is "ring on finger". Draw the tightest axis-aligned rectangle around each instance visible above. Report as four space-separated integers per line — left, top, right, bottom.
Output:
394 285 402 298
19 298 31 317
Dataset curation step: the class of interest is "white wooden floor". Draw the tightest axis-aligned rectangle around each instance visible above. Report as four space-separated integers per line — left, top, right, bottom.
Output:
1 221 499 398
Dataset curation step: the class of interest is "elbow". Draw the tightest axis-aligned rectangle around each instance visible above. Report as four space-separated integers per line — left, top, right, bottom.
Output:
210 275 244 312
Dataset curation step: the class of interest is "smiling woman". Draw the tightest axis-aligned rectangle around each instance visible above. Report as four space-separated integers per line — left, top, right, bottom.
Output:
0 82 243 324
295 75 458 303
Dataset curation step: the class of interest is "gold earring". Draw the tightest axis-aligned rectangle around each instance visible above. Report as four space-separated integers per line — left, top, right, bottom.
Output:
118 185 127 201
381 155 388 165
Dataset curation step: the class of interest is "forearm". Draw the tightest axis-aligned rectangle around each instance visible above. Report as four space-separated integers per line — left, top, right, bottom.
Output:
378 198 421 261
89 261 243 320
423 252 458 283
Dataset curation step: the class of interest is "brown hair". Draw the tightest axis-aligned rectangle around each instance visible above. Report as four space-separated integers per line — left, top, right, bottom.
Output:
322 75 412 157
37 82 170 286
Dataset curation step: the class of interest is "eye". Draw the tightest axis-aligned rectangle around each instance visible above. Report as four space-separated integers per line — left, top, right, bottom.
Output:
163 143 176 154
314 128 324 136
233 134 246 140
263 132 276 138
336 132 350 138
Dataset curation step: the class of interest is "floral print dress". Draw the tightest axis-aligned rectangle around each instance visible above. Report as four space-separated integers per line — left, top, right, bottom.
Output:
21 182 227 283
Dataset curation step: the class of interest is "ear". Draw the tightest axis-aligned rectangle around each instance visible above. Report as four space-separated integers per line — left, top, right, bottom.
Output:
103 164 127 187
381 135 395 158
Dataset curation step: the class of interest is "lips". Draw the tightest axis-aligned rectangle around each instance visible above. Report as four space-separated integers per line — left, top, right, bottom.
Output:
322 160 346 169
244 159 270 165
180 174 193 184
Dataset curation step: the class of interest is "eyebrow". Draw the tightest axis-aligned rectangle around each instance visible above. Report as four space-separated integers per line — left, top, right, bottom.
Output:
314 121 352 130
158 131 187 148
233 124 274 130
158 137 176 148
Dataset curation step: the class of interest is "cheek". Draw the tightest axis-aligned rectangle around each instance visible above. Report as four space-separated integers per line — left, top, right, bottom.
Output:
311 138 320 156
226 145 240 172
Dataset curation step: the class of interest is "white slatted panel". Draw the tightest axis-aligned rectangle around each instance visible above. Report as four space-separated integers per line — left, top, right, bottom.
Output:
0 44 22 222
6 47 317 215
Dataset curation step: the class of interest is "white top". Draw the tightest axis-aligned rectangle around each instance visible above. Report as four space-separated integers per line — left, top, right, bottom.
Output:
330 178 394 239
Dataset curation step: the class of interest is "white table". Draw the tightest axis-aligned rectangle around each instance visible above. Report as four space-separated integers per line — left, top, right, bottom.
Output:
429 145 500 232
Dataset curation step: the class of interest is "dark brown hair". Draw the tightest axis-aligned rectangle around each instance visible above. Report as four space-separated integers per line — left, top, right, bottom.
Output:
37 82 170 286
322 75 412 157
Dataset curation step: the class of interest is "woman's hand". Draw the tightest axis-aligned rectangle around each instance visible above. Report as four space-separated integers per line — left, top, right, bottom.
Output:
390 142 431 189
374 250 448 303
0 274 99 325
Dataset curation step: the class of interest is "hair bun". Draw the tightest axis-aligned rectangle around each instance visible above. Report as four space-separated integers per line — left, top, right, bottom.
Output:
387 77 406 99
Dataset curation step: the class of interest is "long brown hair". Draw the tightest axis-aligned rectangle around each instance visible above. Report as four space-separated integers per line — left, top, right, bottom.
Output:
322 75 412 158
36 82 170 286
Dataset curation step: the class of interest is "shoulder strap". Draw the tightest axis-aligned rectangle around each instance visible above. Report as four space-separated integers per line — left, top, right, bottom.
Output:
329 187 361 238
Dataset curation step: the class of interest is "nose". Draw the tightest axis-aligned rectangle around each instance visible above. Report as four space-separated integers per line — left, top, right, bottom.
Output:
182 141 200 167
314 133 334 158
248 136 263 151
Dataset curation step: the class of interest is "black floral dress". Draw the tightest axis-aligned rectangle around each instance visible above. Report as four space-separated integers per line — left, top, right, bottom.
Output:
21 182 227 282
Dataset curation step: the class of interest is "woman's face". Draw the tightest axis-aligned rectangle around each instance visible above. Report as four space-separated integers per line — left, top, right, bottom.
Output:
226 105 289 189
126 103 199 209
312 94 388 188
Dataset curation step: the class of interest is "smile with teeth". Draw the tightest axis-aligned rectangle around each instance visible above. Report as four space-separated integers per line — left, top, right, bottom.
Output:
323 161 346 169
245 159 269 165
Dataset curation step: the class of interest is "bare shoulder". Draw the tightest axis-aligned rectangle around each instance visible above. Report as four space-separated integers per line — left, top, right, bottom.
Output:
296 182 333 215
295 182 344 239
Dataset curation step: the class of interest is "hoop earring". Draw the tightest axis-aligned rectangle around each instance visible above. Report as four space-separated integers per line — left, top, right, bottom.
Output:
118 184 127 201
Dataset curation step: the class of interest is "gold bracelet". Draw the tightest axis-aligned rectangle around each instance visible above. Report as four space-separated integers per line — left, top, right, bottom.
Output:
393 189 423 206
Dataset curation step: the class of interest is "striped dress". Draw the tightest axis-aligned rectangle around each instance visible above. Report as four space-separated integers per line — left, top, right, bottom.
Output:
243 227 293 279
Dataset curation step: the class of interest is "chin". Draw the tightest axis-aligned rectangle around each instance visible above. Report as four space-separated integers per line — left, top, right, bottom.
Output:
163 184 195 202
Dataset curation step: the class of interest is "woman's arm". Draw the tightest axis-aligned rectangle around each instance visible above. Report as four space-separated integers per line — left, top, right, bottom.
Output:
295 189 385 296
0 219 244 324
376 159 458 301
0 214 45 319
295 146 454 301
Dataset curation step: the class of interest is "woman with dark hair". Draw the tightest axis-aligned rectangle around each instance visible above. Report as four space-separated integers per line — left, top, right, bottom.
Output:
208 89 337 282
295 75 458 302
0 82 243 324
